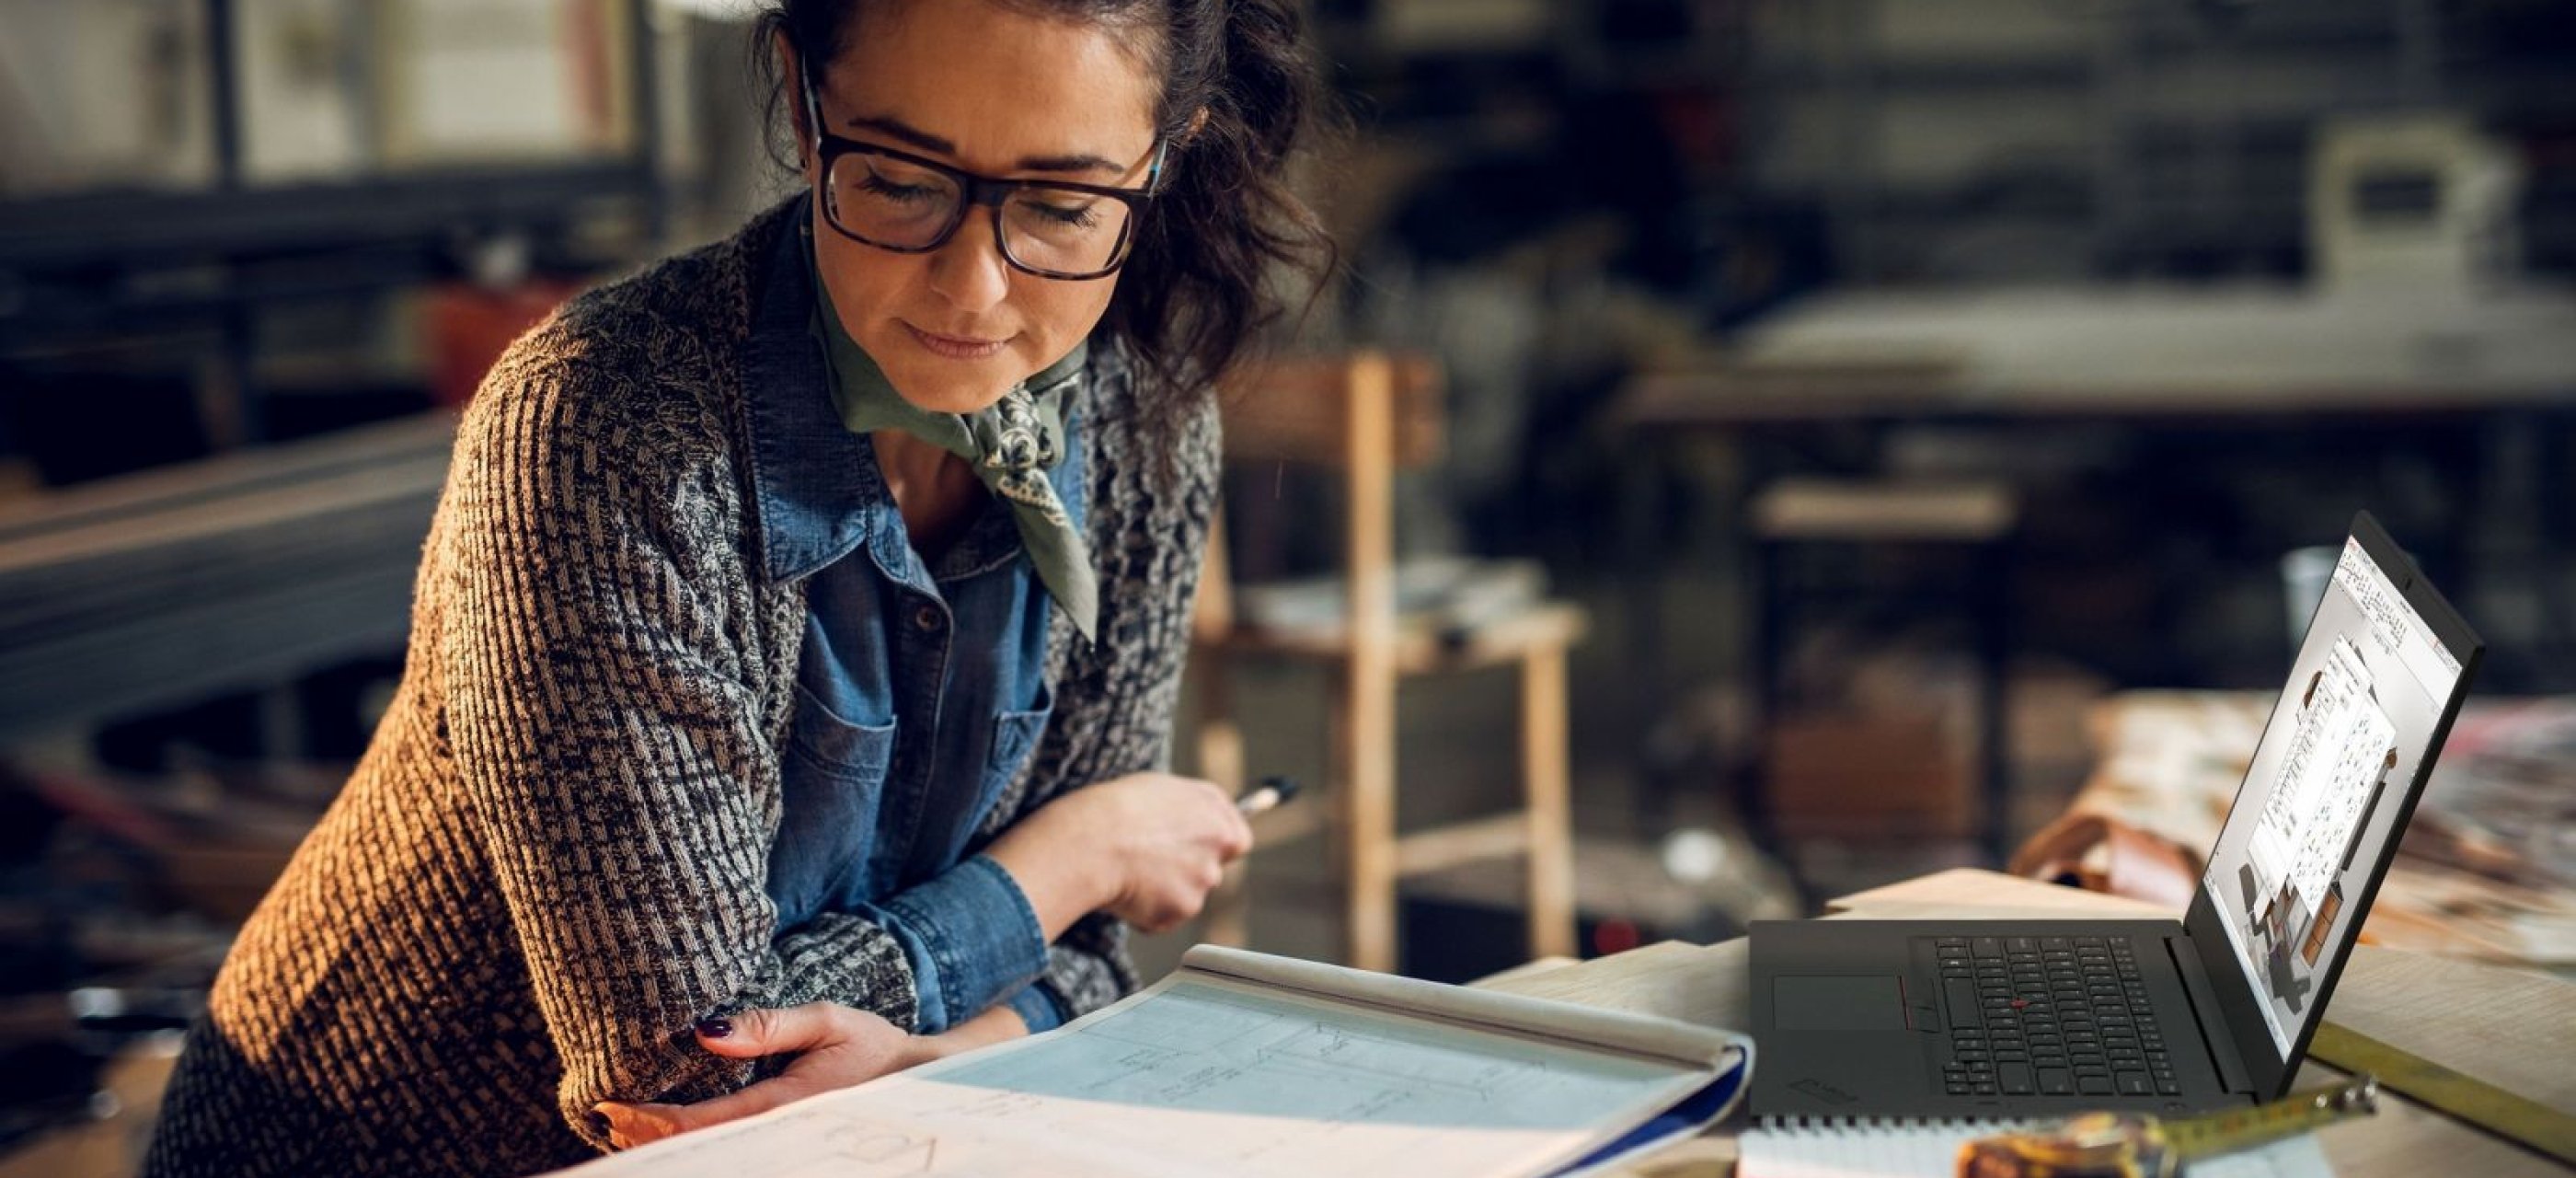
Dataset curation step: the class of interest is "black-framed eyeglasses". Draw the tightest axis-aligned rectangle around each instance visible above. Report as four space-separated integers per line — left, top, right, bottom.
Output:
799 55 1165 281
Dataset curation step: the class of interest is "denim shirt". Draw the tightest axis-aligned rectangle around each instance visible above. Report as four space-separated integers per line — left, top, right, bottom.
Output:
740 212 1081 1034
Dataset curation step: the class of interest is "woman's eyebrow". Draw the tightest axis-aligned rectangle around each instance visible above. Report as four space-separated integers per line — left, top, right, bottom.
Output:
846 114 1127 177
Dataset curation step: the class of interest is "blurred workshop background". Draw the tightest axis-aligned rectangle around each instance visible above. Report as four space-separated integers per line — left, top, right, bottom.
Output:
4 0 2574 1172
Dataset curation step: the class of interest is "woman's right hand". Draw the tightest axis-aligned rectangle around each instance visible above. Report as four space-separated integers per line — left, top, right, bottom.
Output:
592 1003 928 1148
986 772 1252 934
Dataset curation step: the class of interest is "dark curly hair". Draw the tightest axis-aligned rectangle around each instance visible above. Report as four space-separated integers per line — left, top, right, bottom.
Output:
753 0 1336 417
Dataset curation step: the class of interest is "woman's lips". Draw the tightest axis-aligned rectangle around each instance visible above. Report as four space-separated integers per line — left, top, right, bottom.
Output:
903 322 1010 360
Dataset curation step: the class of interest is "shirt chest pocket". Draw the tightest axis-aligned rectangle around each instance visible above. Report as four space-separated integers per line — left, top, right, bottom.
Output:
936 682 1055 870
977 682 1055 816
769 683 898 930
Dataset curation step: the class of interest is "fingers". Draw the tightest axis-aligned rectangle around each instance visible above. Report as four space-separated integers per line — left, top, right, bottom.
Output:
592 1003 922 1151
1080 772 1263 933
658 1074 819 1134
1186 775 1255 860
693 1002 863 1058
1223 801 1256 859
1131 861 1226 933
593 1074 818 1148
592 1100 681 1149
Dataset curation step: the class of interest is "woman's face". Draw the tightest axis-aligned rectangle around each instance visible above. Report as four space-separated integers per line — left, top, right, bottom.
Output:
799 0 1162 415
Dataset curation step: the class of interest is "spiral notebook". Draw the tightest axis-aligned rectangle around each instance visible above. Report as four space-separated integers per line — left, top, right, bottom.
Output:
1737 1117 2337 1177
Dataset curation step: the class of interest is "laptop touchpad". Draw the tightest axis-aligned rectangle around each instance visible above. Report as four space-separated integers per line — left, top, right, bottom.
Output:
1775 976 1910 1030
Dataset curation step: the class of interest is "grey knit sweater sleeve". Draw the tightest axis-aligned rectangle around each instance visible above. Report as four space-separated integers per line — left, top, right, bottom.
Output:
443 329 940 1143
137 204 1217 1178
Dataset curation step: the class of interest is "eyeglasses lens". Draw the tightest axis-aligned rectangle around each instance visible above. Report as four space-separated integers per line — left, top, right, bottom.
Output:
825 153 1134 277
827 153 960 246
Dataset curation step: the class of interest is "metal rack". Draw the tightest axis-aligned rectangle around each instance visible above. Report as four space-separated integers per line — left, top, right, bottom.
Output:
0 0 671 745
0 0 666 445
1740 0 2465 283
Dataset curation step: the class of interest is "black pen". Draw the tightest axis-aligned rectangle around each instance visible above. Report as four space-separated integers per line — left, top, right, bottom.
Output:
1236 775 1302 816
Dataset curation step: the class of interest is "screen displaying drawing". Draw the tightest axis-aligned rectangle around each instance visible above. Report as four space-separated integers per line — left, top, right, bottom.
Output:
2202 537 2461 1055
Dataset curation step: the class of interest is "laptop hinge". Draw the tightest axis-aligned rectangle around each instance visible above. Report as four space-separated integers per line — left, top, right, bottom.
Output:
2168 935 2257 1095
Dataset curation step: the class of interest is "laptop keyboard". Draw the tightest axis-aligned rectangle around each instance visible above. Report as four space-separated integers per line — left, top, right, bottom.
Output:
1931 934 2178 1099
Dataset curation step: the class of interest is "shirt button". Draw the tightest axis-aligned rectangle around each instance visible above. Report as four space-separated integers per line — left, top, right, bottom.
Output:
913 604 943 631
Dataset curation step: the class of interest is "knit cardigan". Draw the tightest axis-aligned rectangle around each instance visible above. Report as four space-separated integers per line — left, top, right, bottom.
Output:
141 200 1219 1178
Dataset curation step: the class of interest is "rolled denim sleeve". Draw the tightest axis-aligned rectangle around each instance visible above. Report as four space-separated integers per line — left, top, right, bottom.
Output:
1006 981 1068 1033
867 854 1049 1033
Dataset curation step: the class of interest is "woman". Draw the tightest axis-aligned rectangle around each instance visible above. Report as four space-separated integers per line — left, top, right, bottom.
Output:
143 0 1328 1172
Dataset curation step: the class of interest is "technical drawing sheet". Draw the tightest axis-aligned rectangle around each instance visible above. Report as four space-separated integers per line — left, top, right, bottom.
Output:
557 946 1753 1178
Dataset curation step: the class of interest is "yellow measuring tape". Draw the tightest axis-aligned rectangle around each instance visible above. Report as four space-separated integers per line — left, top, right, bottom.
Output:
2306 1021 2576 1166
1959 1078 2378 1177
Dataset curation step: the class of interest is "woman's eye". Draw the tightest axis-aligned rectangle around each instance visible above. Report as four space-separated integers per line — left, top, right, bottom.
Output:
858 174 944 205
1025 200 1101 228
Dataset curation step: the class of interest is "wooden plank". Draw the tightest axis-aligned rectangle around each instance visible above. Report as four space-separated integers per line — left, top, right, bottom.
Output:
0 411 455 541
1827 866 2179 918
1522 644 1577 961
1190 513 1236 639
1212 601 1588 675
0 453 448 576
1480 939 1753 1033
1613 359 1969 429
2283 1058 2569 1178
0 480 441 643
1393 814 1531 878
0 565 417 744
1750 477 2017 542
1340 352 1400 974
1470 955 1581 987
1217 352 1443 468
1249 803 1327 851
1191 641 1251 949
0 414 451 741
2319 949 2576 1118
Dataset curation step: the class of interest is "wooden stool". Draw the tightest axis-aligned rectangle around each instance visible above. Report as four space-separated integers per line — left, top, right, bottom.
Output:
1190 352 1585 974
1749 477 2018 861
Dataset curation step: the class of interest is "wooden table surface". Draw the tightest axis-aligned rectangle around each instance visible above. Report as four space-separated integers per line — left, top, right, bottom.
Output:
1479 869 2575 1176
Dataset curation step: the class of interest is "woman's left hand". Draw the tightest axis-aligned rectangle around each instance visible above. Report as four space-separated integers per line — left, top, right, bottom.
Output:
592 1002 927 1149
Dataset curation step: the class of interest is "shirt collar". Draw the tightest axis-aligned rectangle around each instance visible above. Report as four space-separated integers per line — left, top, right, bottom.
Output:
742 197 1092 585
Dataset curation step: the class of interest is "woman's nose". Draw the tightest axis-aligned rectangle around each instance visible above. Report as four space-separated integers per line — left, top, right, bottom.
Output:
926 212 1012 313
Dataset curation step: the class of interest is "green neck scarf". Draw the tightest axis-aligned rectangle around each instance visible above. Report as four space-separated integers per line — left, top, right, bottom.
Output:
802 233 1097 641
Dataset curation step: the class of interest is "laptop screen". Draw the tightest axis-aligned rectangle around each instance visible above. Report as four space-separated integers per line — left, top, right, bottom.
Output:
2199 535 2466 1056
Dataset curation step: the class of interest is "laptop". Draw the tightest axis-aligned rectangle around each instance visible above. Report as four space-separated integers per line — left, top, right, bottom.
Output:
1748 511 2483 1118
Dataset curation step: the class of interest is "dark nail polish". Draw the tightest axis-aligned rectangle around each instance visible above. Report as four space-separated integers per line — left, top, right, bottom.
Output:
588 1110 613 1138
696 1017 733 1039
